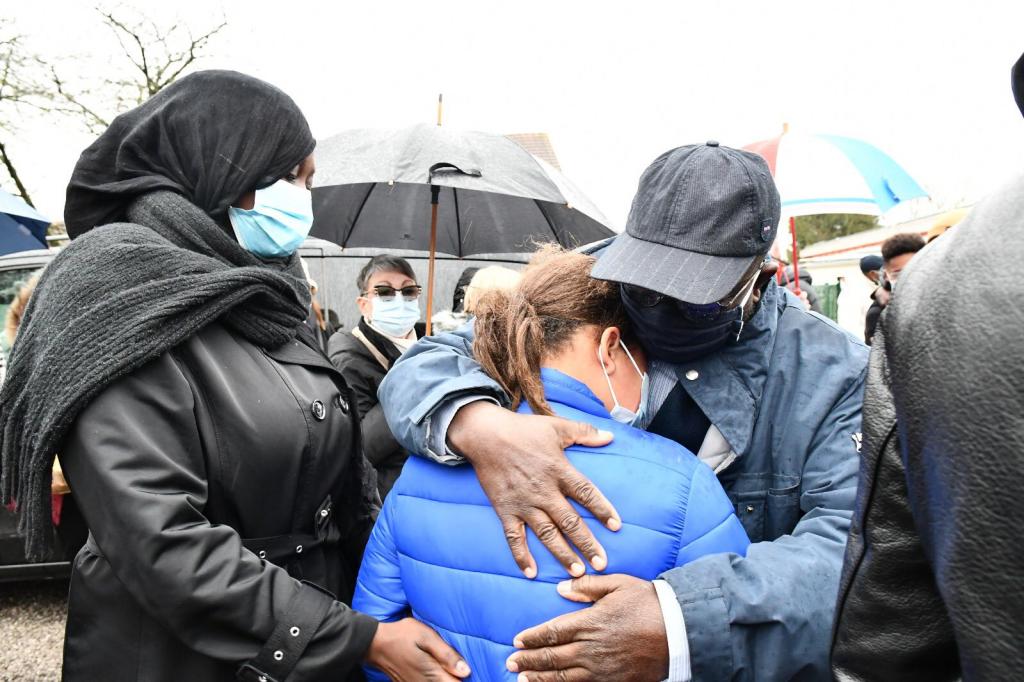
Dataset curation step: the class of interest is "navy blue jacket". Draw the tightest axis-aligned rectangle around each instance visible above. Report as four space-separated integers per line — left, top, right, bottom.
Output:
355 369 749 681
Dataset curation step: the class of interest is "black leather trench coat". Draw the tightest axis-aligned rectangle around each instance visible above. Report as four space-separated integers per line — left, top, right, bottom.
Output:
60 322 380 681
832 172 1024 680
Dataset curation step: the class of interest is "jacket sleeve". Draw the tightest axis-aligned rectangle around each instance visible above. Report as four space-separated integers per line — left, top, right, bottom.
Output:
361 402 406 467
660 366 865 681
674 463 750 567
353 495 409 682
59 352 378 681
378 323 510 456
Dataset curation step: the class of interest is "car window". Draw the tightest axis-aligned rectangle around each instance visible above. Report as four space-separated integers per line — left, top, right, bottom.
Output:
0 267 43 354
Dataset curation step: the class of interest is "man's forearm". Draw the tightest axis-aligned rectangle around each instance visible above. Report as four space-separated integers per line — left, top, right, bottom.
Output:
423 396 499 464
377 325 509 455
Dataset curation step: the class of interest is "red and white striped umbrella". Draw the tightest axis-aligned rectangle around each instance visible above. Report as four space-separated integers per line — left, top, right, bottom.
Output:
744 127 927 275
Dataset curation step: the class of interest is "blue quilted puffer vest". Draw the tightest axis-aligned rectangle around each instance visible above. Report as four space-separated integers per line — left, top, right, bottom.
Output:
354 368 749 681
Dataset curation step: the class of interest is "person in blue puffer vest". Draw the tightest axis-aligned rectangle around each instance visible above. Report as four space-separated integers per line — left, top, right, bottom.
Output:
354 247 749 681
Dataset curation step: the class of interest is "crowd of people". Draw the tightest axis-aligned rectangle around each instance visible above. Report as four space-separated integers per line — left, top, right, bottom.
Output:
0 56 1020 681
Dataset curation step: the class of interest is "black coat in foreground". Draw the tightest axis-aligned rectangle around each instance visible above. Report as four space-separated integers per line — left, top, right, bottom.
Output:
831 171 1024 680
61 323 379 681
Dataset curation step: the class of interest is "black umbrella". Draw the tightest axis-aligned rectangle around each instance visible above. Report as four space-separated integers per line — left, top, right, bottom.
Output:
311 123 614 332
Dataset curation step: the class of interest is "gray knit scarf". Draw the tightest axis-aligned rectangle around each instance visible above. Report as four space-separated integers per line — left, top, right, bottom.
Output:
0 190 311 559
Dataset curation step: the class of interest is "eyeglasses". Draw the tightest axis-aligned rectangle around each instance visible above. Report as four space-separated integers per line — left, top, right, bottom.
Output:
363 285 422 301
621 271 760 323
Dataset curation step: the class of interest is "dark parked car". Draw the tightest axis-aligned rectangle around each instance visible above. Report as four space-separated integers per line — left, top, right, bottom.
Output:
0 248 86 581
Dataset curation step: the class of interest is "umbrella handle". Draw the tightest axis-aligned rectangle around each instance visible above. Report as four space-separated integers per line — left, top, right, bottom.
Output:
425 186 441 336
789 216 801 296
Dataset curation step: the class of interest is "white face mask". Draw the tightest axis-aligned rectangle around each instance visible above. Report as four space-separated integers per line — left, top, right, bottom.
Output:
598 340 650 427
370 296 420 338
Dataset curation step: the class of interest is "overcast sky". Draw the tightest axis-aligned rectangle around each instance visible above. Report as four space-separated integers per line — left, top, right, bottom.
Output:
9 0 1024 229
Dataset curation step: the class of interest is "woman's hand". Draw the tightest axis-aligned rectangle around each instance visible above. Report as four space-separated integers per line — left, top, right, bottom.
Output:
365 618 471 681
448 401 620 579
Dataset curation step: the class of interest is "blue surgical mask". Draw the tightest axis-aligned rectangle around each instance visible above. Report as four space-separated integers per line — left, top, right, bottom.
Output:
598 340 650 427
228 179 314 258
370 296 420 338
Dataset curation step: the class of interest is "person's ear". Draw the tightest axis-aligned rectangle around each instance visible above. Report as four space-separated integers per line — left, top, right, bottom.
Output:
233 190 256 211
749 261 780 311
357 295 372 319
598 327 621 373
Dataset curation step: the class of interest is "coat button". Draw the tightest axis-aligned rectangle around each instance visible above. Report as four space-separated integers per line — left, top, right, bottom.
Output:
334 394 349 414
295 545 303 554
290 626 301 637
258 550 267 560
746 505 755 513
685 370 699 381
259 676 267 682
273 650 284 661
311 400 326 421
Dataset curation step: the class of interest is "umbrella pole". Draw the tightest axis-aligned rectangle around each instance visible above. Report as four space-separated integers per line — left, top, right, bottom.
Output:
425 185 440 336
789 216 801 295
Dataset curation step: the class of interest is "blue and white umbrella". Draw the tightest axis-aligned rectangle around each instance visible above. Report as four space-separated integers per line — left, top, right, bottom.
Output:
0 189 50 256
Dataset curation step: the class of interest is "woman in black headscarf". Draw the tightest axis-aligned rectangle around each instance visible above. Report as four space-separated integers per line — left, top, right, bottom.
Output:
0 71 470 682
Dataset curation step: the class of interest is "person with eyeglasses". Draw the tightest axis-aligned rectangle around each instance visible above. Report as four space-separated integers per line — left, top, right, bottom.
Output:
378 142 869 681
328 255 424 498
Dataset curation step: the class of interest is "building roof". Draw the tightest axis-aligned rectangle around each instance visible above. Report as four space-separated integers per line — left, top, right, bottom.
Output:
506 133 561 170
800 207 973 265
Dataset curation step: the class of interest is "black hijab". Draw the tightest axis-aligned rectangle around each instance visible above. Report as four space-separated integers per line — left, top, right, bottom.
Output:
64 69 315 237
2 70 319 559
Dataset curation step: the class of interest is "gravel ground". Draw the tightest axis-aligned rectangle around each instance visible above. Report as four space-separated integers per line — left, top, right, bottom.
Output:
0 580 67 681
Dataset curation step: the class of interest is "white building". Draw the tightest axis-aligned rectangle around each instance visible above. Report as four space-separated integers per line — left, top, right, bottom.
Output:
800 209 969 338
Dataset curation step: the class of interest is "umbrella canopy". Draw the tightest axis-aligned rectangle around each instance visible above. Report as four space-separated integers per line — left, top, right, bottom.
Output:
743 129 927 220
311 124 615 257
0 189 50 256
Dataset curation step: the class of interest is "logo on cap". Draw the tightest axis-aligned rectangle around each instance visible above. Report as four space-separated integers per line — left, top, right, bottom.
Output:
761 220 773 242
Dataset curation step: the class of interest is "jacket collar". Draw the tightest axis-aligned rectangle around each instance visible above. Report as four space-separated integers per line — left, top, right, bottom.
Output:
668 281 788 455
530 368 612 419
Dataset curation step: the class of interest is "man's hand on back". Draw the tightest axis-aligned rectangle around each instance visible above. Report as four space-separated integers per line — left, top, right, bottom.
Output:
447 401 620 578
506 574 669 682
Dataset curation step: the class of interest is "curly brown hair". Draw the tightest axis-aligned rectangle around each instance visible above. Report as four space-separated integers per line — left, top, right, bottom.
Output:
472 245 630 416
5 273 40 348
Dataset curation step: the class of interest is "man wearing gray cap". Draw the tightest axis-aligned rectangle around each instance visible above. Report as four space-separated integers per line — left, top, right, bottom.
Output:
379 142 868 680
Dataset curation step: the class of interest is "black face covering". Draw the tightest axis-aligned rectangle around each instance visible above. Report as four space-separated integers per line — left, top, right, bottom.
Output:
64 70 315 238
622 282 754 363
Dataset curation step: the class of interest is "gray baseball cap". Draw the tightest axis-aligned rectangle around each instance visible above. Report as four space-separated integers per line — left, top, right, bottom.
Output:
592 141 781 305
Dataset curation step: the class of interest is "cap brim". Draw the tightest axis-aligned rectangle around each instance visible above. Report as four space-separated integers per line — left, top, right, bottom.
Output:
590 232 760 305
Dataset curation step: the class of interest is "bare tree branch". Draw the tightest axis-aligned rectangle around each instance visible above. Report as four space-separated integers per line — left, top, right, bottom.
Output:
0 139 34 207
0 10 226 201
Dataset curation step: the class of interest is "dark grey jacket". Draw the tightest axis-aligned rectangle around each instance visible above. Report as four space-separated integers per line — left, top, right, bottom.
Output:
832 172 1024 680
60 322 379 681
328 322 421 499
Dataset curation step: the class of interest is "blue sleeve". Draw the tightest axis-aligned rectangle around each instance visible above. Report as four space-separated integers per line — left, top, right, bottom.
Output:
378 322 511 456
674 463 750 567
353 496 408 682
660 366 865 681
